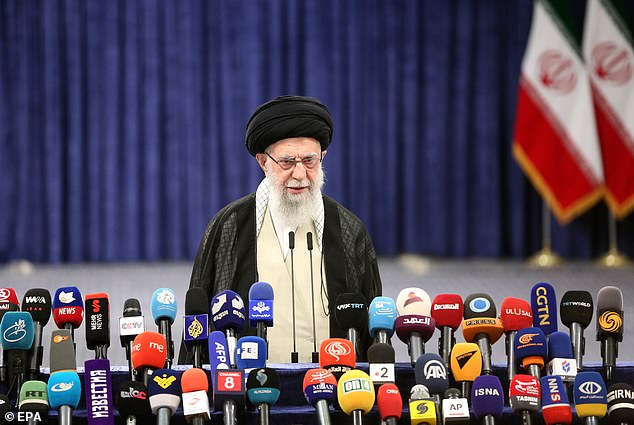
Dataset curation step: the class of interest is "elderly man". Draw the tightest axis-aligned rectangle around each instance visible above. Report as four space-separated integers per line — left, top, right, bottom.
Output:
186 95 382 363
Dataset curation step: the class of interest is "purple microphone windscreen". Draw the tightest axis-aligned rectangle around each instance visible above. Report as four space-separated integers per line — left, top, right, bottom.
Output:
548 331 573 360
531 282 558 335
471 375 505 418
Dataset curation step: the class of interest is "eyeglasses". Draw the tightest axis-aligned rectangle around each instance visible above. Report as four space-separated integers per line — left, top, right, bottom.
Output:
265 152 322 171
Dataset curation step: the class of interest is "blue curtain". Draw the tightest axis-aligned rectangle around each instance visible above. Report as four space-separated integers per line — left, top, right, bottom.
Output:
1 0 632 263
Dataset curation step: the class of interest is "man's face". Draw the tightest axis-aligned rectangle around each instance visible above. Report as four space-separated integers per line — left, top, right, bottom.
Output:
256 137 326 200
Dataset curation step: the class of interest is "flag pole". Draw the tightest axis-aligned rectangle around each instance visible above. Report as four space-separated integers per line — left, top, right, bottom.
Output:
527 201 563 267
596 211 630 267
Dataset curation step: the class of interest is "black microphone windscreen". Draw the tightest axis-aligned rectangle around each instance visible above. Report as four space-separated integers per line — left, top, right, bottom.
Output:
334 293 368 331
123 299 142 317
0 395 10 415
117 381 150 419
597 286 623 311
185 288 209 315
246 368 281 391
85 294 110 349
288 231 295 249
464 293 496 318
608 383 634 424
367 343 395 363
560 291 593 328
22 288 52 325
50 329 76 372
307 232 313 250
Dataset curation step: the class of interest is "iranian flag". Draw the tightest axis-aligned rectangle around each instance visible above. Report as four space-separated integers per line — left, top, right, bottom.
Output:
513 0 604 223
583 0 634 219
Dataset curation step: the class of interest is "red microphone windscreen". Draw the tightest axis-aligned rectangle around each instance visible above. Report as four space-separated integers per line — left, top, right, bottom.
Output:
377 383 402 420
181 367 209 393
131 331 167 370
319 338 356 369
53 305 84 329
431 294 463 330
0 288 19 305
500 298 533 332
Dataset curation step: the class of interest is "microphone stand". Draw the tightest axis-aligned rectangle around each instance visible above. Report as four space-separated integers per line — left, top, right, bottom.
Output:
158 320 173 369
506 330 518 379
570 323 585 370
439 327 455 371
352 410 363 425
307 232 319 363
289 232 298 363
27 320 44 380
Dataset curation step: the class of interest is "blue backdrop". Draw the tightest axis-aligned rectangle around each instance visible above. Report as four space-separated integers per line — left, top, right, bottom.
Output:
1 0 632 263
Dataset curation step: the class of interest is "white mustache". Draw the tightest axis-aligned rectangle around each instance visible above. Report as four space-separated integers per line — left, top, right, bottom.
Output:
286 180 311 189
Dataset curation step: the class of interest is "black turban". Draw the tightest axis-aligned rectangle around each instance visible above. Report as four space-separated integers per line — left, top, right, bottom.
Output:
245 95 333 156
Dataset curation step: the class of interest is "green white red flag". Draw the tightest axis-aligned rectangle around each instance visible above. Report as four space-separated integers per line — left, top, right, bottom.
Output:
513 0 604 223
583 0 634 219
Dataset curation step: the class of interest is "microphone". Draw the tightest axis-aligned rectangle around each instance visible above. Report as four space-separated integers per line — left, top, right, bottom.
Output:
307 231 319 363
509 374 540 425
442 388 470 425
247 368 281 425
547 331 577 382
21 288 51 381
337 370 375 425
289 230 298 363
531 282 558 335
148 369 181 425
52 286 84 340
184 287 209 369
119 298 145 381
607 383 634 425
499 297 533 379
85 293 110 359
449 342 482 402
181 367 211 425
377 383 402 425
540 375 573 425
367 342 396 385
213 368 245 425
395 287 435 366
462 293 503 375
47 370 82 425
560 290 593 370
319 338 356 380
334 293 368 361
303 368 337 425
131 331 167 387
83 358 114 425
50 330 76 373
431 294 463 370
368 296 397 344
409 384 437 425
471 375 504 425
151 288 177 369
248 282 274 343
0 311 34 396
0 287 19 384
209 330 230 371
19 380 49 425
414 353 449 407
514 327 547 379
574 371 607 425
596 286 623 381
236 336 267 370
117 380 150 425
211 289 245 368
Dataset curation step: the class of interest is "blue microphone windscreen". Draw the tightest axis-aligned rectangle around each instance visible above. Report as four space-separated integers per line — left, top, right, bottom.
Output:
541 375 569 406
249 282 274 300
0 312 35 350
148 369 181 396
249 282 274 327
151 288 177 325
236 336 267 369
471 375 505 418
48 371 82 409
211 290 246 332
368 297 396 337
53 287 84 309
209 331 230 372
530 282 558 335
548 331 573 360
574 372 607 405
514 327 547 360
414 354 448 395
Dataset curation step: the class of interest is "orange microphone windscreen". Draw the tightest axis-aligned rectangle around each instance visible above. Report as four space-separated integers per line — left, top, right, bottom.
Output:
131 331 167 370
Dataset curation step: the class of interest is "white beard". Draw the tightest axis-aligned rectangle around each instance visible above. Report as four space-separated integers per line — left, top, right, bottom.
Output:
266 162 325 230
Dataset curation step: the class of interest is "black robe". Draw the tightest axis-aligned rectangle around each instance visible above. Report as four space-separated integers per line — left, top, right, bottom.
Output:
179 192 382 363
